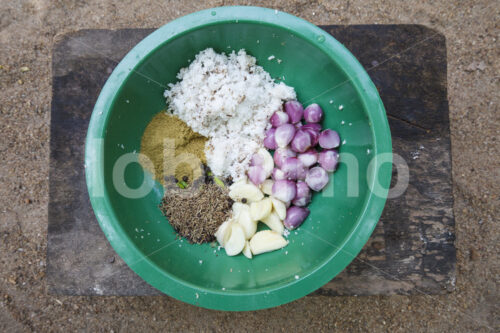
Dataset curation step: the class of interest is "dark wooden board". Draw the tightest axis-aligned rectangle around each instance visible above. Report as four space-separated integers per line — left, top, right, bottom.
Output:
47 25 455 296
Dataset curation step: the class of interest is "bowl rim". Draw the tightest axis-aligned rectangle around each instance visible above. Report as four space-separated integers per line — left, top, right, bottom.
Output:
85 5 392 311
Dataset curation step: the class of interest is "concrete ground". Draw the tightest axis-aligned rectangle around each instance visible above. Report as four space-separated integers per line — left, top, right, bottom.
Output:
0 0 498 331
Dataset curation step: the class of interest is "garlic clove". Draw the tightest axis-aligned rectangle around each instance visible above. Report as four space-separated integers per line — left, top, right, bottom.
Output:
256 148 274 178
224 223 246 256
270 196 287 220
261 211 284 235
215 219 233 247
260 179 274 196
249 198 272 222
228 182 264 202
237 205 257 239
242 241 252 259
249 230 288 255
232 202 249 217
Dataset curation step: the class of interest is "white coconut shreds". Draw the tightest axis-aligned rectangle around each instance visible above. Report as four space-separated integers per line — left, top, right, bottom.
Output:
164 48 296 181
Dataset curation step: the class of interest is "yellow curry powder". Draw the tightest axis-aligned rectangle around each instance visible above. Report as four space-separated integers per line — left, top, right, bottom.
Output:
139 113 207 184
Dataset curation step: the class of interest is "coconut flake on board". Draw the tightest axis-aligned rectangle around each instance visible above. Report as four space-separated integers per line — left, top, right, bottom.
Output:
164 48 296 181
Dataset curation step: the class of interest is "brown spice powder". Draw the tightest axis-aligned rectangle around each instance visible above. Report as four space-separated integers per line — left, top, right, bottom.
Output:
159 183 233 244
139 113 207 184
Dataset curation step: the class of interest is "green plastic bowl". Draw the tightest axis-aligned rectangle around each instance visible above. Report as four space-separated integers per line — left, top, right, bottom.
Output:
85 6 392 310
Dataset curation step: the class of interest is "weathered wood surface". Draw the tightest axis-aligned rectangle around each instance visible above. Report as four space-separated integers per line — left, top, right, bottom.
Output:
47 26 455 296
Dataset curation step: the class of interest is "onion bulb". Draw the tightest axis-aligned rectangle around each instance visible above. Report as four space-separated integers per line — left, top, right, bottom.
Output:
318 129 340 149
275 124 296 148
263 128 278 150
270 111 289 127
304 103 323 123
318 149 339 172
297 149 319 168
272 179 297 203
284 100 304 124
281 157 307 180
284 206 310 230
292 181 311 207
305 166 329 191
273 147 296 168
247 165 267 185
272 168 286 181
290 129 312 153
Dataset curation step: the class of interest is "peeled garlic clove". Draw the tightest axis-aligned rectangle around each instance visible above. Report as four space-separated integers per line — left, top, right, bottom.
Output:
224 223 246 256
256 148 274 178
261 211 284 235
249 198 272 221
270 196 287 220
215 219 233 247
242 241 252 259
260 179 274 196
233 203 256 239
232 202 248 217
229 182 264 202
249 230 289 255
230 177 248 188
238 206 257 239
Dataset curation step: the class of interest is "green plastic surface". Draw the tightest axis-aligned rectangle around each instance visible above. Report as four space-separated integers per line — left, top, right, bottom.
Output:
85 6 392 310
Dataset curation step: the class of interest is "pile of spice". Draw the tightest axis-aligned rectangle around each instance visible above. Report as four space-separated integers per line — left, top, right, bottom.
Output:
159 182 233 244
139 113 207 185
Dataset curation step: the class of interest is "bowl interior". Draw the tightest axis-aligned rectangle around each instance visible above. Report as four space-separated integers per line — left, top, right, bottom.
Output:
92 13 389 309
